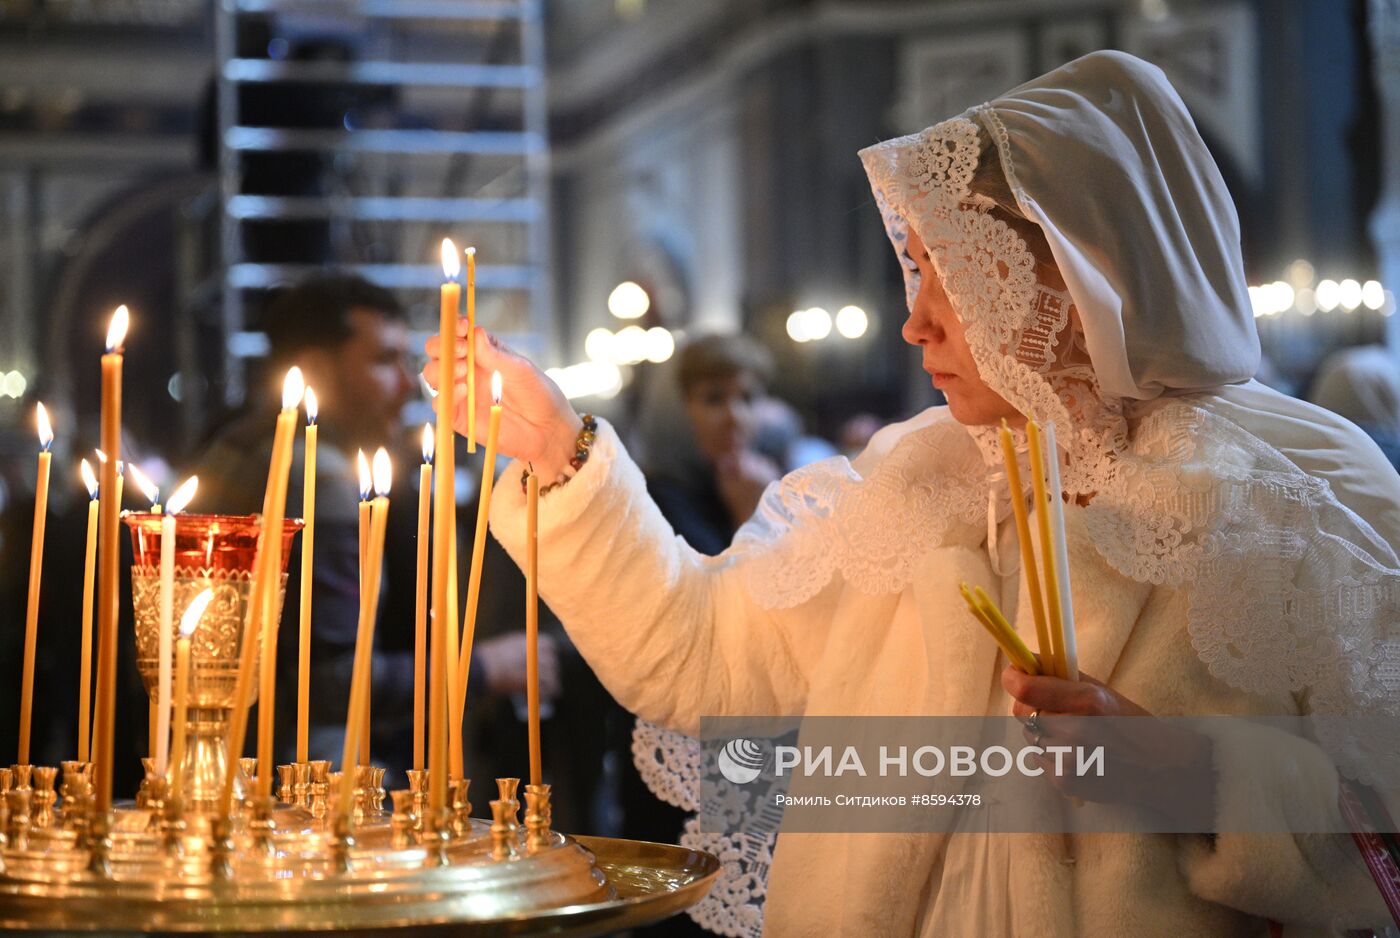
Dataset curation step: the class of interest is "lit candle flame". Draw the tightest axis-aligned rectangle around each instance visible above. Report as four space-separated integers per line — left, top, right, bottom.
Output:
372 447 392 497
441 238 461 279
304 387 318 425
128 464 160 508
491 370 502 404
179 588 214 638
166 476 198 515
35 402 52 451
421 423 434 464
357 449 372 501
106 305 130 352
282 366 306 411
80 459 98 499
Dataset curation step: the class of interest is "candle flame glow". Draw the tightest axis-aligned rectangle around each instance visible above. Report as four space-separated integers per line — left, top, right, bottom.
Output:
357 449 372 501
282 366 306 411
166 476 198 515
179 588 213 638
304 386 318 424
421 423 434 464
491 370 502 404
372 447 392 497
35 402 52 450
81 459 98 498
106 305 130 352
128 464 160 507
441 238 461 279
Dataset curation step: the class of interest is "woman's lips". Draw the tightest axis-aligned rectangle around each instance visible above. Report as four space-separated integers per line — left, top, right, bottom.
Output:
930 371 955 389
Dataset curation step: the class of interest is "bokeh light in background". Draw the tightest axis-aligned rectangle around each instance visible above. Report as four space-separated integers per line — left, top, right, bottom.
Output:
607 281 650 320
1250 262 1393 320
835 306 869 339
2 370 26 399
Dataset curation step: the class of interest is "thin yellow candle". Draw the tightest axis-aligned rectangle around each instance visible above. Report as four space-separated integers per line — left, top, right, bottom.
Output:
297 388 318 763
94 448 125 513
170 588 213 803
255 368 304 797
525 465 541 788
999 420 1053 675
356 449 372 766
447 529 461 778
130 461 163 762
78 459 98 762
94 305 128 814
17 403 53 765
157 476 199 777
414 424 432 770
127 463 161 514
466 245 477 453
222 367 302 813
455 372 503 736
1026 420 1067 679
357 449 371 583
429 239 460 814
91 449 122 765
339 449 391 821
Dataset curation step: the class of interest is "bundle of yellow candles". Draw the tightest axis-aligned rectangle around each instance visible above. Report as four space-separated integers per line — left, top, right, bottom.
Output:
960 418 1079 681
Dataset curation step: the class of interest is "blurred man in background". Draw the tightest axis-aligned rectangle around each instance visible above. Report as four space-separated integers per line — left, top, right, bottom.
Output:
191 274 582 795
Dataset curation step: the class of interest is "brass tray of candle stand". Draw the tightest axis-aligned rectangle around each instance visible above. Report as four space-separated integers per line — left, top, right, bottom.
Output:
0 809 721 935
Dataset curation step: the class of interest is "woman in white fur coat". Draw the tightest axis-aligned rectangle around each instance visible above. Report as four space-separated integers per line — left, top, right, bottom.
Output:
426 51 1400 937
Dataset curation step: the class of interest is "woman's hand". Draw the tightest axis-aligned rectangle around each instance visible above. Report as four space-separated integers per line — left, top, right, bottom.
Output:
423 323 583 481
1000 665 1216 819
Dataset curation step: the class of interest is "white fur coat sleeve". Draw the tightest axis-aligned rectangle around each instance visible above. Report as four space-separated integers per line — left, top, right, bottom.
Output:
1179 719 1394 933
488 418 837 735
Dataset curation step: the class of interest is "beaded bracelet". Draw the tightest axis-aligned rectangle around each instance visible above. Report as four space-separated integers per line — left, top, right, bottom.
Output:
521 413 598 496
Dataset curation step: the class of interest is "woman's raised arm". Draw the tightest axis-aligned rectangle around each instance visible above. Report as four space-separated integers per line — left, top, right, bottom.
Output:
424 325 835 732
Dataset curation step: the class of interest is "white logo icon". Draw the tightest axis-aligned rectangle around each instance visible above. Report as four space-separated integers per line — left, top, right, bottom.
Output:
717 738 768 784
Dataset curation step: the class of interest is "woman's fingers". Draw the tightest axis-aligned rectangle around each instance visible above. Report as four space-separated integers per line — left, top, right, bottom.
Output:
1001 665 1113 715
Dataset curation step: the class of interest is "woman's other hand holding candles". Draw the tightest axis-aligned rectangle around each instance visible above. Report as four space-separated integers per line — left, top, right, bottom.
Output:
423 326 581 483
1000 664 1216 819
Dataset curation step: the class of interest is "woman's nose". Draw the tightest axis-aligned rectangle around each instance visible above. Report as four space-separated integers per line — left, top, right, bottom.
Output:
902 306 942 347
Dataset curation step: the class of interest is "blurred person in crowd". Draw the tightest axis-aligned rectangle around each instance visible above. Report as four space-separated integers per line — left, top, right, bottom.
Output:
1309 344 1400 469
839 412 883 460
752 396 838 471
646 333 781 555
190 275 588 796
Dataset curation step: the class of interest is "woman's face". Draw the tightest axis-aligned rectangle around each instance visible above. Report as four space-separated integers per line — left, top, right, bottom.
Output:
900 226 1023 426
684 370 761 463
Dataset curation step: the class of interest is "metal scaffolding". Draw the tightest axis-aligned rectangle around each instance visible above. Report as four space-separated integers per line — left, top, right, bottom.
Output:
215 0 550 402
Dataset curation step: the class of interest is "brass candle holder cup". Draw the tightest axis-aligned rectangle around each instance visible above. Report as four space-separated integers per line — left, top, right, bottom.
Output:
124 513 303 814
